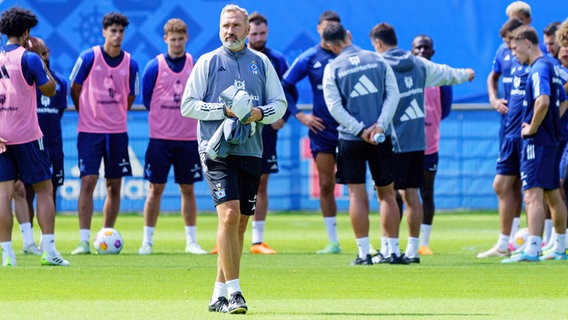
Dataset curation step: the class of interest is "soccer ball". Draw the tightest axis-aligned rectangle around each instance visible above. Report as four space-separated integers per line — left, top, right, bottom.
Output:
94 228 123 254
512 228 528 251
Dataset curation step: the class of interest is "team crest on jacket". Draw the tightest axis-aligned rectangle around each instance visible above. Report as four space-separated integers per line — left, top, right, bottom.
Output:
348 56 360 66
249 60 258 74
234 79 245 90
404 76 413 89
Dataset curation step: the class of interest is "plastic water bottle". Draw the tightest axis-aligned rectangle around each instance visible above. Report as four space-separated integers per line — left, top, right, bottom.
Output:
373 133 385 143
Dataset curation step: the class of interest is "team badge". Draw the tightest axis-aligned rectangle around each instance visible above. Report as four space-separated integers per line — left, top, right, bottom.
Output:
405 76 413 89
249 60 258 74
234 79 245 90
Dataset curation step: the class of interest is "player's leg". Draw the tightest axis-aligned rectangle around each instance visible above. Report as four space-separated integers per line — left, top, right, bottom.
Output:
101 133 132 228
102 178 122 228
251 173 277 254
315 152 340 254
180 183 207 254
13 181 41 254
0 180 16 266
542 189 567 260
139 182 165 254
400 187 422 262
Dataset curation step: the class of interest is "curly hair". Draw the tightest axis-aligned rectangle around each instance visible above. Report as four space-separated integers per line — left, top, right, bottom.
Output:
0 7 38 37
557 18 568 48
102 12 129 29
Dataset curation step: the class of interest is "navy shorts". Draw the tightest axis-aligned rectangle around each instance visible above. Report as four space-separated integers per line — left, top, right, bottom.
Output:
423 152 439 172
496 136 522 176
261 126 279 174
144 138 202 184
0 139 51 185
336 138 394 187
202 155 262 215
393 151 424 190
520 139 559 191
46 140 64 186
77 132 132 179
308 128 338 160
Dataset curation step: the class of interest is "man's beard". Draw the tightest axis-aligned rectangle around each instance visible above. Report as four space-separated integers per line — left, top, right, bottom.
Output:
223 38 244 51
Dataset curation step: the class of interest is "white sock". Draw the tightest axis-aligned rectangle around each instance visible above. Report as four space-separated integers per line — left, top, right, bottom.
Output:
42 234 56 255
509 217 521 241
323 217 338 243
19 222 35 247
554 233 566 253
547 231 557 248
185 226 196 245
211 282 227 301
524 235 542 257
496 234 510 251
0 241 14 256
225 279 242 296
355 237 370 259
79 229 90 243
406 237 419 258
251 220 265 244
420 224 431 247
380 236 389 256
543 219 553 244
387 238 401 257
142 226 154 246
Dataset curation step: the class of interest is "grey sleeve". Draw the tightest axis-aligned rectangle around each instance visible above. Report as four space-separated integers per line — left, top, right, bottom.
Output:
256 54 287 125
421 57 471 87
181 54 226 121
376 64 400 130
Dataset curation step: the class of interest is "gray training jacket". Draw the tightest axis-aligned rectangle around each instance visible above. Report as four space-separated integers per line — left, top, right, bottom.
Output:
181 45 287 158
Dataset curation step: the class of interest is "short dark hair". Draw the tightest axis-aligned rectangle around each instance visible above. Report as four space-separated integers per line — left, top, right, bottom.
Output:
249 12 267 26
499 18 524 38
322 23 346 44
0 7 38 37
543 21 561 36
369 22 397 46
318 10 340 24
413 34 434 47
102 12 129 29
512 25 539 45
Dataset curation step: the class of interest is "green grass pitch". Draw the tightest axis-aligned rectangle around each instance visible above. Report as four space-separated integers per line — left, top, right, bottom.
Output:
1 211 568 319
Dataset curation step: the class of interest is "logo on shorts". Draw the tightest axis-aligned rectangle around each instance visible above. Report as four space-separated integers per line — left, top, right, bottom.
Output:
214 183 226 199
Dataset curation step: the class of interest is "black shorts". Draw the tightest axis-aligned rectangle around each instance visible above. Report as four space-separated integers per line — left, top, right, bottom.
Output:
261 126 279 174
393 151 424 190
202 155 262 215
336 138 394 187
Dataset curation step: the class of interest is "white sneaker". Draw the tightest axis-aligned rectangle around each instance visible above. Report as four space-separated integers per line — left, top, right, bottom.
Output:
2 253 16 266
185 243 208 255
138 244 152 255
41 252 70 266
23 243 43 255
476 246 510 258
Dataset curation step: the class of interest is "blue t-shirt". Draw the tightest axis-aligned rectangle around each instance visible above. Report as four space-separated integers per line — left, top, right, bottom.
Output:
504 64 530 139
523 56 564 146
69 45 139 96
491 43 516 102
36 70 68 144
142 53 187 110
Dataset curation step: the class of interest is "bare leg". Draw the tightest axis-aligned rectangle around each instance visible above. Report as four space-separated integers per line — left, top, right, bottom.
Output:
348 184 369 238
102 178 122 228
180 183 197 227
400 188 423 238
253 173 269 223
0 181 15 242
143 183 165 227
78 175 98 230
315 152 337 219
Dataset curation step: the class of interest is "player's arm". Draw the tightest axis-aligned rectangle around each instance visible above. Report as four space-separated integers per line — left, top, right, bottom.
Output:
69 50 93 111
421 57 474 87
141 59 159 110
322 64 364 136
27 52 56 97
440 86 454 120
487 70 508 115
58 76 69 119
282 54 308 117
180 55 226 121
127 60 140 110
375 64 400 135
522 94 549 137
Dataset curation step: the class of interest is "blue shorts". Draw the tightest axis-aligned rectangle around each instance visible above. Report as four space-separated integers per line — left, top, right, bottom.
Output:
202 155 262 215
261 125 279 174
0 139 51 185
393 151 424 190
423 152 439 172
77 132 132 179
144 139 202 185
496 136 522 176
308 128 338 160
46 140 64 186
336 138 394 187
520 139 559 191
560 142 568 179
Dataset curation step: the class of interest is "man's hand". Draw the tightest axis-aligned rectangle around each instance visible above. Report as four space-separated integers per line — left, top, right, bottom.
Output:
366 126 385 145
490 97 509 115
359 127 375 144
296 112 325 133
241 107 263 125
0 137 7 154
271 119 285 130
521 122 537 138
466 68 475 82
